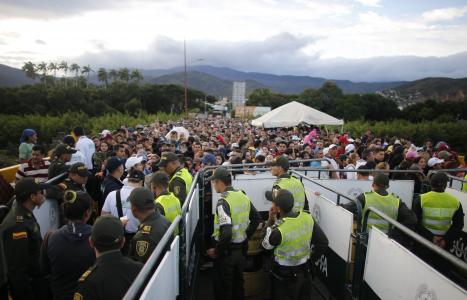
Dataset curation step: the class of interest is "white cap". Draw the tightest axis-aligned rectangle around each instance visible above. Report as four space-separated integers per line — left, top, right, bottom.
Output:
323 147 330 156
101 129 111 136
347 138 355 143
345 144 355 154
125 156 143 170
231 143 239 148
329 144 338 149
427 157 444 167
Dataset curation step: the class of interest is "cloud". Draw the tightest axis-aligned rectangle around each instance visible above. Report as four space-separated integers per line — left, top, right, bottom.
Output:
35 39 46 45
70 33 467 82
422 5 467 23
354 0 381 7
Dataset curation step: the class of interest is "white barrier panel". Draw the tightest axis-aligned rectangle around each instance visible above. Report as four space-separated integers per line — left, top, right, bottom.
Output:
305 188 353 262
211 173 276 213
33 198 59 237
186 186 199 263
140 236 180 300
363 228 466 299
446 188 467 232
451 179 464 192
303 179 415 208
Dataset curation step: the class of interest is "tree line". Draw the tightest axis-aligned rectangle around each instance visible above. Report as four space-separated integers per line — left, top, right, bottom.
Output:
21 61 144 89
246 81 467 123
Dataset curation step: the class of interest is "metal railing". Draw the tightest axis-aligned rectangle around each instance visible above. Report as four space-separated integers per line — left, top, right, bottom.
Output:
123 172 201 300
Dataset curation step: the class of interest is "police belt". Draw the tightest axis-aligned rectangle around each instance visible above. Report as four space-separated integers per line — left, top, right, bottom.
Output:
272 261 310 277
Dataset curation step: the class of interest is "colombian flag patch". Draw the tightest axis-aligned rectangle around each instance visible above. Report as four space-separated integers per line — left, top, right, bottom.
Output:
12 232 27 239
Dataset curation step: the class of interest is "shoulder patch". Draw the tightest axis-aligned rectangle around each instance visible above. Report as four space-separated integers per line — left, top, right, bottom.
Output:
142 225 151 234
73 293 83 300
173 185 181 196
12 231 27 239
79 265 96 282
136 240 149 257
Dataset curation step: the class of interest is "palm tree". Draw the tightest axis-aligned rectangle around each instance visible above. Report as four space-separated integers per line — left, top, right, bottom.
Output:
118 68 130 83
130 69 144 84
37 62 48 87
22 62 37 80
108 69 118 83
81 64 93 88
48 62 58 84
97 67 108 89
58 61 68 86
70 63 80 87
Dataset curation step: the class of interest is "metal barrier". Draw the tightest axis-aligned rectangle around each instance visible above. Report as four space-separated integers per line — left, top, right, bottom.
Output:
123 172 201 300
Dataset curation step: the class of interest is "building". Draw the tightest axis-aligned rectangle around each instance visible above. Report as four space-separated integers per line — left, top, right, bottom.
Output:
235 106 271 118
232 81 246 107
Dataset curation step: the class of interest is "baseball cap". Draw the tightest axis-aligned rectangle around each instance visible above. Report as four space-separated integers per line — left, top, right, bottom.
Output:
128 170 145 181
373 174 390 189
345 144 355 154
405 151 418 159
339 154 348 161
55 144 77 156
231 143 239 148
266 155 289 170
201 153 216 166
207 167 231 182
91 215 124 247
128 187 156 209
15 177 51 199
329 144 338 149
125 156 143 171
427 157 444 168
430 173 448 188
323 147 330 156
69 162 89 177
158 152 179 167
266 189 294 213
106 156 123 173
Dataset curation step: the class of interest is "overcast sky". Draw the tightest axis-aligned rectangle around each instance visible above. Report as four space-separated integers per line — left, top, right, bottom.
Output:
1 0 466 81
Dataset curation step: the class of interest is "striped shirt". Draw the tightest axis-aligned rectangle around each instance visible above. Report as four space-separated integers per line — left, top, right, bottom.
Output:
16 160 50 182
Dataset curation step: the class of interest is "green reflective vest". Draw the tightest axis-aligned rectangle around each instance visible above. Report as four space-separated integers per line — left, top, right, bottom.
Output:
421 191 460 236
156 192 182 234
275 176 306 212
170 167 193 195
213 190 251 243
274 211 314 267
463 175 467 192
363 192 400 233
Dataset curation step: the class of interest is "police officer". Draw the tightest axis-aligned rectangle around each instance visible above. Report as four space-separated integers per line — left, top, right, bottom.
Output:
343 174 417 235
128 188 171 263
413 173 464 251
158 152 193 204
151 172 182 234
48 144 76 179
265 155 308 212
0 178 50 299
74 215 143 300
63 162 89 191
262 189 328 300
206 167 261 300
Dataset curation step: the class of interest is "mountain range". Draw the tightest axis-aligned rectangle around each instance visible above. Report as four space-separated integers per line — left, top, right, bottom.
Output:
1 64 465 106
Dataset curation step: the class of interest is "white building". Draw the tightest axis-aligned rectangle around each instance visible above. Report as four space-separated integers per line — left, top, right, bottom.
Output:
232 81 246 107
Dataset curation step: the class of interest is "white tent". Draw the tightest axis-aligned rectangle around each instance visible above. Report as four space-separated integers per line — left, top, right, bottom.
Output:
251 101 344 128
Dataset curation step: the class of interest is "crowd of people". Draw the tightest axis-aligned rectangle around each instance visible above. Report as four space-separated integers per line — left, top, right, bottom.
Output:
0 117 465 300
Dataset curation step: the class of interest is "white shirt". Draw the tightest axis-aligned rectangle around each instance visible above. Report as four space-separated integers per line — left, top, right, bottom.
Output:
75 136 95 170
102 185 140 233
345 164 357 180
66 150 86 166
356 159 367 169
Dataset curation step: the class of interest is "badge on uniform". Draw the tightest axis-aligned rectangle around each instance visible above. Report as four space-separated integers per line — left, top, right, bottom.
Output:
174 185 181 195
73 292 83 300
16 216 24 223
142 225 151 234
136 241 149 257
12 231 27 239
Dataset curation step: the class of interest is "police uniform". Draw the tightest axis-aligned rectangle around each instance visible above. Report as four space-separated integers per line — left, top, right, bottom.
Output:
266 156 308 212
262 190 328 300
128 188 171 263
209 168 261 300
343 174 417 235
0 178 49 300
48 144 77 179
158 152 193 204
155 191 182 234
74 215 143 300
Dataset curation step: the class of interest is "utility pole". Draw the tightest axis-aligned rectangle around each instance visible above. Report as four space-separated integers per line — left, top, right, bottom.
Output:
184 39 188 117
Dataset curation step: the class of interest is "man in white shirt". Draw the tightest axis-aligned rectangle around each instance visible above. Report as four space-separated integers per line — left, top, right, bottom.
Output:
101 169 144 254
73 127 95 170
